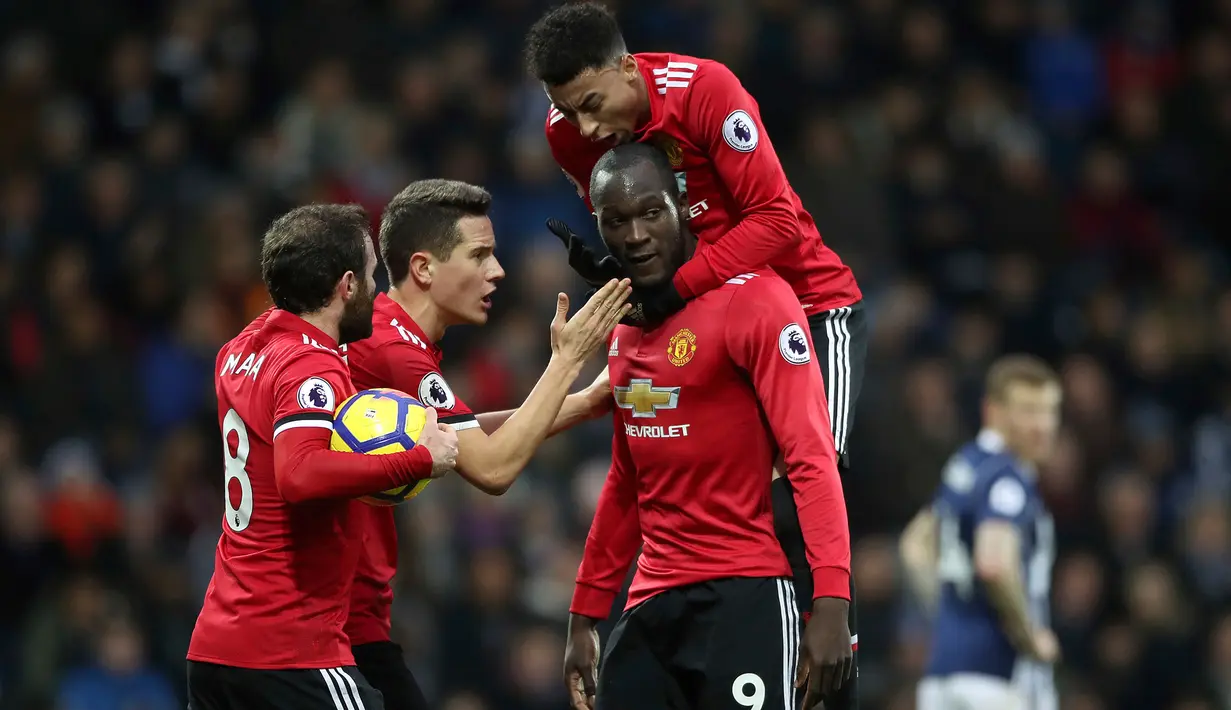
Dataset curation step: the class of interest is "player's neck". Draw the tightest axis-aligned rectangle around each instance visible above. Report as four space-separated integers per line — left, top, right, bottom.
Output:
298 310 341 345
387 287 447 343
634 73 652 131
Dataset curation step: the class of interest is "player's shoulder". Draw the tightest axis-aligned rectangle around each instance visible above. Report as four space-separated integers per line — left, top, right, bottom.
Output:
717 269 797 308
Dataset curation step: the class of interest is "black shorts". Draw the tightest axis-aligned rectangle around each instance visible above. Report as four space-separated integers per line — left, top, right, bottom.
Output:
353 641 429 710
770 300 867 709
597 577 800 710
187 660 384 710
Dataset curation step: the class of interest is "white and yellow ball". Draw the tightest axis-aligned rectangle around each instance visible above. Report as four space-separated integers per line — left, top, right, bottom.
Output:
330 388 432 506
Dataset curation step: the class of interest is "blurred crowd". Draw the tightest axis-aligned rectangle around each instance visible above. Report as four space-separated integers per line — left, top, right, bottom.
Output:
0 0 1230 709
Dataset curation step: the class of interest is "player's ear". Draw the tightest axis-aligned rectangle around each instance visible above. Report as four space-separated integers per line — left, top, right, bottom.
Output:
620 54 638 80
338 270 357 299
408 252 433 286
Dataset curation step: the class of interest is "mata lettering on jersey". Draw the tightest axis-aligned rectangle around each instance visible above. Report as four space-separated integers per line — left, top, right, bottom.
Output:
220 351 265 380
613 378 680 419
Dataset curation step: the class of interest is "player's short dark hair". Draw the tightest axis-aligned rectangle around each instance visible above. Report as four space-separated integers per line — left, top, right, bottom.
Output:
524 1 627 86
380 179 493 285
986 354 1060 401
591 143 680 202
260 203 369 316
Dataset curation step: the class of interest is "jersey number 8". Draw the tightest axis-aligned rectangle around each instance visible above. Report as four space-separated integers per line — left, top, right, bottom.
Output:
222 409 253 533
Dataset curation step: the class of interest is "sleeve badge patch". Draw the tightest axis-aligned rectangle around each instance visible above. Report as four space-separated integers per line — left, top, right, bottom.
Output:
418 372 457 410
722 109 759 152
778 323 811 365
297 377 336 411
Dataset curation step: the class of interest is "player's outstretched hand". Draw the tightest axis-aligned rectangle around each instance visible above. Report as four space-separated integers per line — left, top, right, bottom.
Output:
416 407 458 476
797 596 854 708
551 279 633 366
563 614 600 710
547 219 624 289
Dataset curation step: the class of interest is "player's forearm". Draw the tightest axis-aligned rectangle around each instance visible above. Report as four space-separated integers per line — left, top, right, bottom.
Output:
475 391 596 439
673 202 799 298
982 567 1036 652
274 429 432 503
456 357 582 494
788 459 852 600
572 464 641 619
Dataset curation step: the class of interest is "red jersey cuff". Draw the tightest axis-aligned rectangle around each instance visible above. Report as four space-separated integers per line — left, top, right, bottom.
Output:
812 566 851 601
569 582 617 620
672 256 718 300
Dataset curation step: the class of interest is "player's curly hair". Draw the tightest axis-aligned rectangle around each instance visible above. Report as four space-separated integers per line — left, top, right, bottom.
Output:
260 203 370 316
380 179 492 285
523 1 627 87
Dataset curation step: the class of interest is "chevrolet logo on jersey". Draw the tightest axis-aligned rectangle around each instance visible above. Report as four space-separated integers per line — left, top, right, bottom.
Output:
613 379 680 418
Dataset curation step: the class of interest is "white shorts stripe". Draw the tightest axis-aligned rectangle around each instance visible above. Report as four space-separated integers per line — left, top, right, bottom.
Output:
331 668 367 710
835 307 852 454
776 579 800 710
273 419 333 438
319 668 346 710
823 307 852 456
331 668 358 710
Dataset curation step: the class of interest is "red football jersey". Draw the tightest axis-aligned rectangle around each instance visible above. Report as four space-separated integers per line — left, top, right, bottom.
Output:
189 309 361 669
341 293 479 645
570 271 851 619
546 52 861 315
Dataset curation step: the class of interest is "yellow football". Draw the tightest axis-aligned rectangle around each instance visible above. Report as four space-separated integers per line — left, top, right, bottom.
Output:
330 388 432 505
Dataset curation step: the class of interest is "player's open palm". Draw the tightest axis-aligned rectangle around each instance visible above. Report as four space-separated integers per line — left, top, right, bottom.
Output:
797 597 854 709
416 407 458 476
551 278 632 365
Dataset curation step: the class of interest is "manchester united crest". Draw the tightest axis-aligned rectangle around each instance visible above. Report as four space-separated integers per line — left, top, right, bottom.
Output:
666 328 697 366
656 137 684 169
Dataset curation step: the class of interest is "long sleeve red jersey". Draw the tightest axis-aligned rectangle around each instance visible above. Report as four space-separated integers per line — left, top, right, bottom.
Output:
340 293 481 645
189 309 433 670
546 53 861 315
570 271 850 620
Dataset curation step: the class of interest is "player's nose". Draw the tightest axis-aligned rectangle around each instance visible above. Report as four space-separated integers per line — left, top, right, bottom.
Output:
578 116 601 140
488 257 506 281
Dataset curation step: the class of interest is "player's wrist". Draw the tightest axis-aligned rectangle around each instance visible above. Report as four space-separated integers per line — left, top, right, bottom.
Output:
811 565 852 601
546 353 586 381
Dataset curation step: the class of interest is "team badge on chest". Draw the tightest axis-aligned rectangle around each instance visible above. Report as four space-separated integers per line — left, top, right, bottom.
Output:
666 328 698 367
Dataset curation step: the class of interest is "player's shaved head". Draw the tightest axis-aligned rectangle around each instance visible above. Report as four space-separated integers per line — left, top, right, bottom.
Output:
381 179 492 285
590 143 679 202
524 2 626 87
260 203 370 316
590 144 691 289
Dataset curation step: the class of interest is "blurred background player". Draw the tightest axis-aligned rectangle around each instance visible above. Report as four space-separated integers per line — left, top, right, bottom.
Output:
562 143 852 710
900 355 1062 710
523 7 866 705
186 204 459 710
342 179 629 710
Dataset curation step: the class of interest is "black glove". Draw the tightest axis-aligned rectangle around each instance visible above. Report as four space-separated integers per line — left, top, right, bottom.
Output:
621 280 686 328
546 219 624 289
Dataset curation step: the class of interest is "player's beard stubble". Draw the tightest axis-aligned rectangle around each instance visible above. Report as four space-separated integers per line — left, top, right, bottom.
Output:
338 279 376 345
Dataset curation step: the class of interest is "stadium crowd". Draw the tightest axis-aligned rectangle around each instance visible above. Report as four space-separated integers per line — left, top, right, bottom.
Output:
0 0 1230 709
